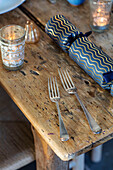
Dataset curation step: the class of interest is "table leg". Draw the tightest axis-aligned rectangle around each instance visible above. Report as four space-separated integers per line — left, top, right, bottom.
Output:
91 145 103 163
72 154 85 170
31 126 69 170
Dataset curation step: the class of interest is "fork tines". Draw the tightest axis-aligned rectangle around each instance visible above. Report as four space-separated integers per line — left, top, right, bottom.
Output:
58 69 75 90
48 77 60 99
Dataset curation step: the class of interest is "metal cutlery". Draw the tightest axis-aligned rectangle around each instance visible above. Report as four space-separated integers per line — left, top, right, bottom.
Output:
58 69 102 134
48 77 69 141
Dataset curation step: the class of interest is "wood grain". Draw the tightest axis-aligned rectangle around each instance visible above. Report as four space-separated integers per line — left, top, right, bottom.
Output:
0 1 113 161
31 126 69 170
22 0 113 55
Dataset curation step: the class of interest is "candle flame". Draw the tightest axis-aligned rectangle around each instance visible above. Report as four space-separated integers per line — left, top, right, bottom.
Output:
97 8 101 13
100 17 104 22
9 34 15 40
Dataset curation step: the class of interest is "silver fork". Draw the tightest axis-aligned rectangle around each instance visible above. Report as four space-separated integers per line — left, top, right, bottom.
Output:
58 69 102 134
48 77 69 141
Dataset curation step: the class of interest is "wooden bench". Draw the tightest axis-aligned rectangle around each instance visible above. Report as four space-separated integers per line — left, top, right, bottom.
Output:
0 85 35 170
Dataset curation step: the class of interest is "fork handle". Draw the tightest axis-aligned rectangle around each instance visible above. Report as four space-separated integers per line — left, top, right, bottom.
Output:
74 92 102 134
56 102 69 141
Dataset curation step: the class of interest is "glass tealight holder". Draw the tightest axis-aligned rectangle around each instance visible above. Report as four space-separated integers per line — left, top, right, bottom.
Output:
89 0 112 32
0 25 25 70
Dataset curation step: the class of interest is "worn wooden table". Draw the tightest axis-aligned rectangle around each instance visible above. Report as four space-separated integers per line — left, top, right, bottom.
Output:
0 0 113 169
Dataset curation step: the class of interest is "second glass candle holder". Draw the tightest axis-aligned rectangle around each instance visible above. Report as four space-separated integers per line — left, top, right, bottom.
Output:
89 0 112 32
0 25 25 70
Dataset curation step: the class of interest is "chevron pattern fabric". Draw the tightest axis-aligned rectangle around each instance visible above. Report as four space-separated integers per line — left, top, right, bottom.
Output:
45 14 80 52
45 15 113 96
69 36 113 94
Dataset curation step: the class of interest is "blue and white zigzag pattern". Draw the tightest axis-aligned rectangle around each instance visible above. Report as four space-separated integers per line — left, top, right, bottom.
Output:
69 37 113 92
45 14 80 52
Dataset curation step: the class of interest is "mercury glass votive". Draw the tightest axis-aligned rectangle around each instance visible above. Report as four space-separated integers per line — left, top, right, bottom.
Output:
89 0 112 32
0 25 25 70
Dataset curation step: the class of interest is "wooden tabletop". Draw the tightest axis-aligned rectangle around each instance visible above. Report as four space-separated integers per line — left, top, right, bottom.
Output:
0 0 113 161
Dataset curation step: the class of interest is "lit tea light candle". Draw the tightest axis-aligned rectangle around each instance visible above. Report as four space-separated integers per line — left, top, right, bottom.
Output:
93 16 109 27
90 0 112 32
93 6 109 27
0 25 25 70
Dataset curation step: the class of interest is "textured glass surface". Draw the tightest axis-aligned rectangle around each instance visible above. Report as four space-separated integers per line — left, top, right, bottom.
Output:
89 0 112 32
0 25 25 70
